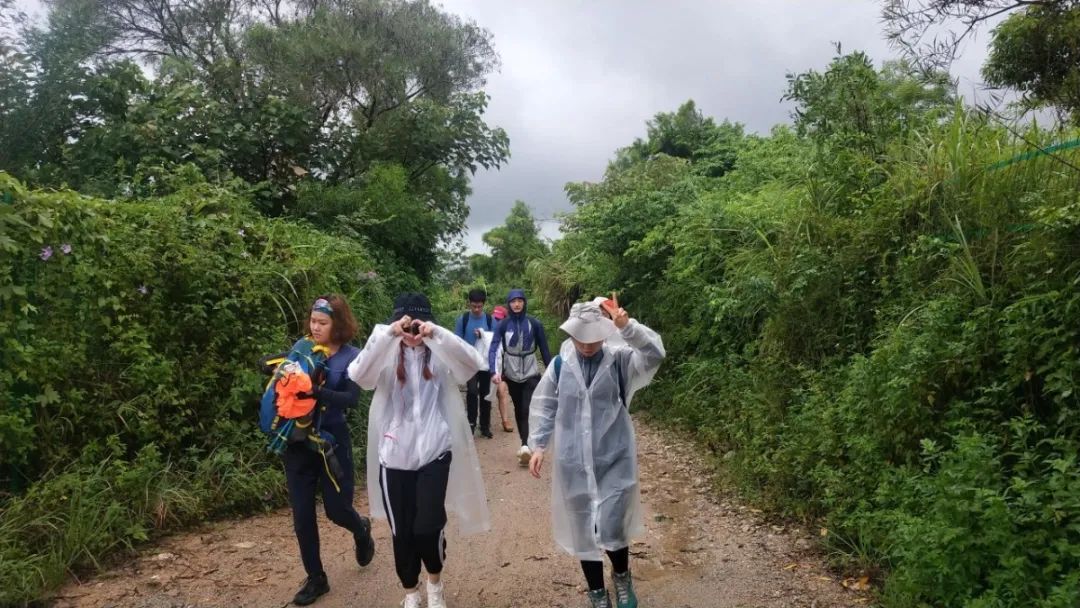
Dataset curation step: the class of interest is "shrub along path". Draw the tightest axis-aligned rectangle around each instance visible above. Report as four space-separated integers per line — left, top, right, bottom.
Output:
53 419 866 607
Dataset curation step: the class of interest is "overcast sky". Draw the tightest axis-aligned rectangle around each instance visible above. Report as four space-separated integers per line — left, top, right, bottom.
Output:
12 0 999 253
435 0 998 252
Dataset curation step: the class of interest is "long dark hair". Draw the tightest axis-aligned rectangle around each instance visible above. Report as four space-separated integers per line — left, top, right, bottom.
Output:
396 343 434 383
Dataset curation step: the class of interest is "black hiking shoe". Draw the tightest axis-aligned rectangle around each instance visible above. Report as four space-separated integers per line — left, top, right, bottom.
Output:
481 428 494 439
354 516 376 567
293 572 329 606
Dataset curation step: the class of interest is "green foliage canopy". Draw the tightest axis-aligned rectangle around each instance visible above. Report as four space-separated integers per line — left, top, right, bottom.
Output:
984 3 1080 121
0 0 510 279
470 200 549 284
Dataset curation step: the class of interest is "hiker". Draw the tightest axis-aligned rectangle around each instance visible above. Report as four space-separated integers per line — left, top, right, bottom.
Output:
528 297 665 608
454 288 495 438
347 293 491 608
489 288 551 467
488 305 514 433
284 295 376 606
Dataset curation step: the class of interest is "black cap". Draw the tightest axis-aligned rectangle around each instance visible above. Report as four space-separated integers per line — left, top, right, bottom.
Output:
389 292 436 323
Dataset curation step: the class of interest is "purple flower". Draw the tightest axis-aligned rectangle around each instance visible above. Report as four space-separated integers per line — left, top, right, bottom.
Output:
60 244 72 255
39 246 53 261
138 285 149 295
365 270 378 280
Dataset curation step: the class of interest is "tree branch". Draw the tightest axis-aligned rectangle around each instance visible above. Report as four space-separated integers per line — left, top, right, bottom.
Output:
883 0 1071 72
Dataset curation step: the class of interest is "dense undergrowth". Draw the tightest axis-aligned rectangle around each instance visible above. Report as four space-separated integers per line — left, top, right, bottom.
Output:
529 57 1080 605
0 172 390 605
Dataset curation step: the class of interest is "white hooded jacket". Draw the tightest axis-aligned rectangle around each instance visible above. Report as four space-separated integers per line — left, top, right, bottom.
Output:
347 324 491 536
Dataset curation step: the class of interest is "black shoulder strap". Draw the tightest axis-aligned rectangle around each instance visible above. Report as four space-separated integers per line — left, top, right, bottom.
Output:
458 312 468 338
615 356 627 408
501 318 543 357
464 312 495 334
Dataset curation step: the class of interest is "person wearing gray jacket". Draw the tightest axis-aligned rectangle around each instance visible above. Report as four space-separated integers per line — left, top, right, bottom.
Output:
489 288 551 467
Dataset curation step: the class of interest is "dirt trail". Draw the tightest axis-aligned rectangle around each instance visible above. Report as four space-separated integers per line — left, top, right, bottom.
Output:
53 419 868 608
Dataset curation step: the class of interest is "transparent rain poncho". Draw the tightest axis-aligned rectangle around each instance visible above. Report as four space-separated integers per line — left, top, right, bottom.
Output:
528 320 665 560
347 324 492 536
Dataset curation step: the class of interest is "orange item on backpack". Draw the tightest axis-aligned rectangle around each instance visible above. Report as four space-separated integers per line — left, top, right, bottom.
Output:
275 370 317 419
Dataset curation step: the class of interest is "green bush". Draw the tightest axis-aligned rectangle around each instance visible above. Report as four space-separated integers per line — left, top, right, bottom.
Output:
544 100 1080 606
0 173 389 605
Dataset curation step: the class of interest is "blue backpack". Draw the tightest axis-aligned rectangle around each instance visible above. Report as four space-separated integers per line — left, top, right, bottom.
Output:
259 337 329 445
552 353 627 407
258 337 347 491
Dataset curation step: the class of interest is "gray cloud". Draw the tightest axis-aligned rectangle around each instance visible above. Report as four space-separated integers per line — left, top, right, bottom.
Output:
440 0 996 253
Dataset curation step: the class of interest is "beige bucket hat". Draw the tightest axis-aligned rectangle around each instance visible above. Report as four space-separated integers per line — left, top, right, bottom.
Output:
560 301 617 343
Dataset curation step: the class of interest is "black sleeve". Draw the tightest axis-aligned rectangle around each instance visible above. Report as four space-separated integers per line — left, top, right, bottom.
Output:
534 318 552 366
318 379 361 410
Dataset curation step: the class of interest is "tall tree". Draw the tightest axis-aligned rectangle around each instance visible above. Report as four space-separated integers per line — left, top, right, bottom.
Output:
784 51 953 157
472 201 549 282
782 50 953 213
982 3 1080 121
0 0 509 280
611 100 745 178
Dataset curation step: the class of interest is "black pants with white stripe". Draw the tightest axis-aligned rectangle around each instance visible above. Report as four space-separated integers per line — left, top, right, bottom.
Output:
379 451 452 588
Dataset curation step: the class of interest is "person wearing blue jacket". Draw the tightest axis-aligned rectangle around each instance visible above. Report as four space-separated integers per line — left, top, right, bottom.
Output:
284 295 376 606
489 288 551 467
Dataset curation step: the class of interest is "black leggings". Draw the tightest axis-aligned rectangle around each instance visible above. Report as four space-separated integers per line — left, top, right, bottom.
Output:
581 547 630 591
379 452 452 589
505 376 539 445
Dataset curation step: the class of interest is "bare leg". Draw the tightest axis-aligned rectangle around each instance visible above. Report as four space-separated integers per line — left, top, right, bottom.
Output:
497 382 513 432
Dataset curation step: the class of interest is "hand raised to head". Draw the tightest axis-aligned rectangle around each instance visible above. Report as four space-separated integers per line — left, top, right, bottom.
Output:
608 293 629 329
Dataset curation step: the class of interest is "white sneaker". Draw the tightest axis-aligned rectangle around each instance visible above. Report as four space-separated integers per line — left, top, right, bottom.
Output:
517 445 532 467
427 579 447 608
401 589 422 608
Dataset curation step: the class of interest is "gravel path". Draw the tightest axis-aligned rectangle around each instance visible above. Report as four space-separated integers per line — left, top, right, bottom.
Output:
53 418 868 608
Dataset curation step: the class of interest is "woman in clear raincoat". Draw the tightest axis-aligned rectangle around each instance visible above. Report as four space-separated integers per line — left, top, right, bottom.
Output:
528 297 665 608
347 293 490 608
